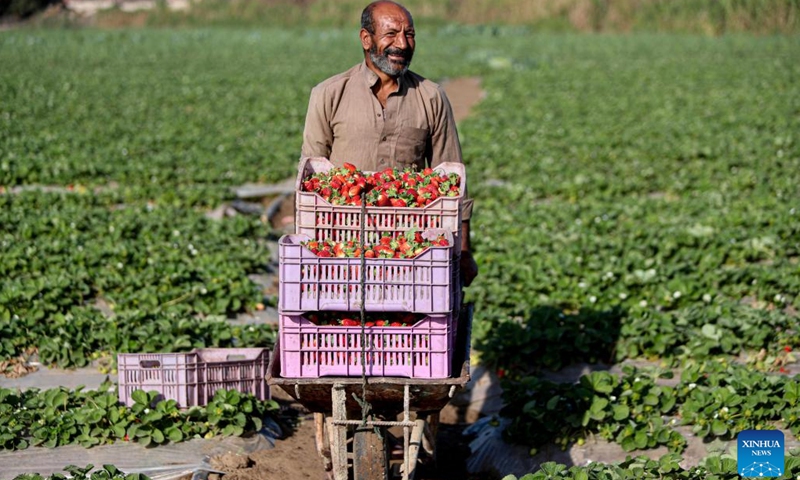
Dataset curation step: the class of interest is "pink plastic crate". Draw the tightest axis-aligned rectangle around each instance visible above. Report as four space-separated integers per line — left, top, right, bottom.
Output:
295 157 465 246
117 348 270 408
278 229 459 315
279 313 455 378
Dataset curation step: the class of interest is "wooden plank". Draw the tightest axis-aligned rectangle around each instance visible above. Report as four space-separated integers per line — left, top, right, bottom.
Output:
314 413 332 474
329 385 349 480
353 426 388 480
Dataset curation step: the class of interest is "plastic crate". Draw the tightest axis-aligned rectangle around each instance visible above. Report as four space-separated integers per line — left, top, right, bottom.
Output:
295 157 464 246
117 348 270 408
278 229 459 315
279 312 455 378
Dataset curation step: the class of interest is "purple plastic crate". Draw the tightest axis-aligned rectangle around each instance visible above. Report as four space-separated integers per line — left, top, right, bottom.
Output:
278 229 459 315
117 348 270 408
279 313 455 378
295 157 464 246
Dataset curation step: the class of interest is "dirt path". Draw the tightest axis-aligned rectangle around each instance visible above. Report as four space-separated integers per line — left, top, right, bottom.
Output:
442 77 484 124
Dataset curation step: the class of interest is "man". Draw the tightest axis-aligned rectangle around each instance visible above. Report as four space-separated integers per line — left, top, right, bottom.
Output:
301 0 478 286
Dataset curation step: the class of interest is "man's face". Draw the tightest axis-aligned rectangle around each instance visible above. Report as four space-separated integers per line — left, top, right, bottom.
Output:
365 4 415 77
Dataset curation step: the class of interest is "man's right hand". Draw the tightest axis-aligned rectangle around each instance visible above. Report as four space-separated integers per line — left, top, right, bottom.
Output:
460 250 478 287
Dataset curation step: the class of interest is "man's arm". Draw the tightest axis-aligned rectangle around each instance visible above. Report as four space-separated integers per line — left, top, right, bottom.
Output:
301 85 333 159
427 86 478 287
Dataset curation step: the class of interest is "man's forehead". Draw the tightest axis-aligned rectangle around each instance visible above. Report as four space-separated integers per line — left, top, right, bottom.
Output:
372 3 413 30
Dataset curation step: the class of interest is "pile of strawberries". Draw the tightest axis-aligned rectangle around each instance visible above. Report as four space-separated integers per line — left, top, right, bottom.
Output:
301 162 461 207
302 231 449 259
305 311 421 327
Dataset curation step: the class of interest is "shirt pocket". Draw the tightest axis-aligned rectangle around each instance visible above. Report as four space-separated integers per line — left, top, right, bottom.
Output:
396 126 429 167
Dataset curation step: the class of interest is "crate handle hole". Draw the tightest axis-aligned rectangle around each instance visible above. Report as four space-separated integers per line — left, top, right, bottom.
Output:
140 360 161 368
226 355 246 361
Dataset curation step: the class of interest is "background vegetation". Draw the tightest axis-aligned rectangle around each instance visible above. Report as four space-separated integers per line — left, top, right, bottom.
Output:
2 0 800 476
84 0 800 34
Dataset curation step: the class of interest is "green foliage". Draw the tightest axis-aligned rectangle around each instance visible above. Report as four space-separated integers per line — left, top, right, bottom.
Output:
0 381 279 451
501 366 685 453
0 0 58 19
504 453 800 480
12 464 150 480
501 360 800 455
0 193 276 368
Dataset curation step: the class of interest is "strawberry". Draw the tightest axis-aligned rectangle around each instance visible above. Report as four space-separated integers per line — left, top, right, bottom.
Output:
390 198 407 207
348 185 362 197
377 193 391 207
341 318 359 327
343 162 357 173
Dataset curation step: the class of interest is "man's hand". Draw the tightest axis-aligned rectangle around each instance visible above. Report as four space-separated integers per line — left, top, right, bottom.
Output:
460 250 478 287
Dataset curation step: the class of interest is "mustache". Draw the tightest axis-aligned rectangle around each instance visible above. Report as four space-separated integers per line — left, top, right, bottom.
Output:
383 47 411 59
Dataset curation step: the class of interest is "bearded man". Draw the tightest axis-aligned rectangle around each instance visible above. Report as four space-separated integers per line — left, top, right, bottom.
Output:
301 0 478 286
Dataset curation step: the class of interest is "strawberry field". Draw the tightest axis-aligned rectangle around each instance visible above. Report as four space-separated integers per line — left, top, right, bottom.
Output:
2 26 800 478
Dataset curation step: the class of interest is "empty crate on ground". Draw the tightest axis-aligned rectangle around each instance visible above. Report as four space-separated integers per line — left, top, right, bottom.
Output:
117 348 270 408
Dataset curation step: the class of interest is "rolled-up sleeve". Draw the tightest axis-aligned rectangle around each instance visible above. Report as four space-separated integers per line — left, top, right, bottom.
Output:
301 85 333 159
429 87 473 221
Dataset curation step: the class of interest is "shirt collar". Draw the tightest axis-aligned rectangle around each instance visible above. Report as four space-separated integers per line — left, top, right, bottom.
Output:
360 60 406 93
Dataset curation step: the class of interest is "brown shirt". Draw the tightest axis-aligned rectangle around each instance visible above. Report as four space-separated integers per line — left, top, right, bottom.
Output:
301 61 473 219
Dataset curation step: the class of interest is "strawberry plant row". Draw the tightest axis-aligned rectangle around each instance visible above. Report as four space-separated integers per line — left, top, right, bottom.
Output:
13 464 149 480
458 34 799 356
502 453 800 480
500 361 800 455
0 380 279 451
1 193 276 368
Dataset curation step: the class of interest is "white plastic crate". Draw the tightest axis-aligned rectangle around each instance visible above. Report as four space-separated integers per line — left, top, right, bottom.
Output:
295 157 464 246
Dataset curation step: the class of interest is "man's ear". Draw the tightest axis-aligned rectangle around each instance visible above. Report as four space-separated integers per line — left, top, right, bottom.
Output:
360 29 373 52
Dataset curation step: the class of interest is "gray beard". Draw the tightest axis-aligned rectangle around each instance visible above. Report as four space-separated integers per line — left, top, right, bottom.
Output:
369 46 411 77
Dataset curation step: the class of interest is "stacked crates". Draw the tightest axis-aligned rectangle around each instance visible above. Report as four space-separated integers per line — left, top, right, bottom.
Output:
278 157 464 378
